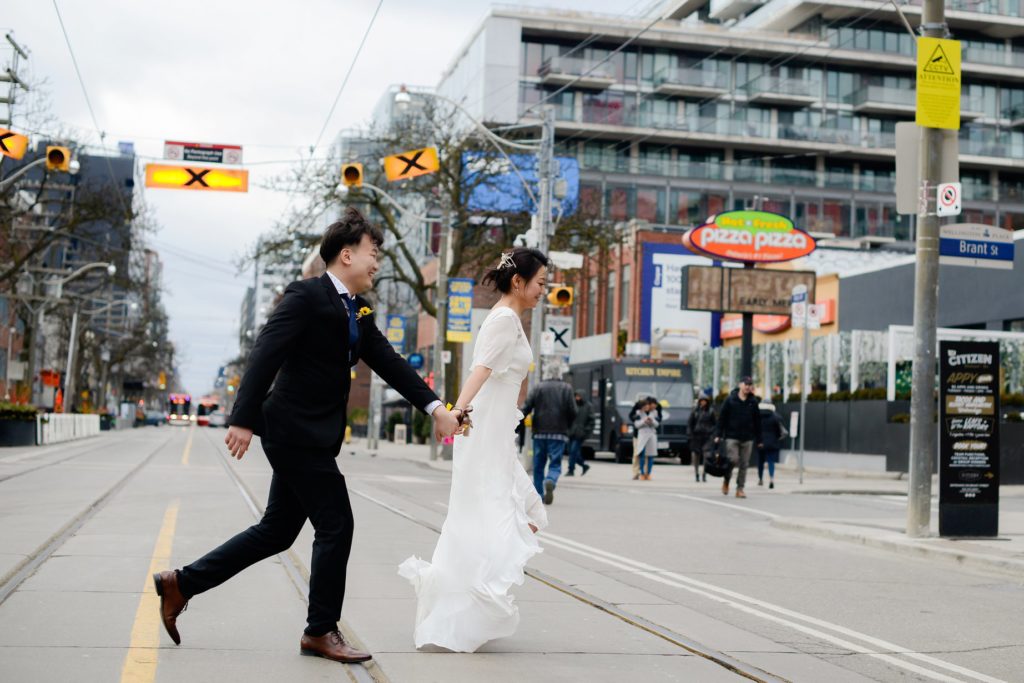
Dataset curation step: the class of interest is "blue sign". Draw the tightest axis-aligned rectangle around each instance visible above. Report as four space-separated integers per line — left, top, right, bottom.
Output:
447 278 474 343
118 141 135 156
939 224 1014 270
408 353 424 370
462 152 579 216
385 315 406 353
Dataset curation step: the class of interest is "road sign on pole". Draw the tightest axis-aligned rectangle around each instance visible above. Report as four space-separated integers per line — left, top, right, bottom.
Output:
895 122 958 215
164 140 243 165
916 37 962 130
545 315 574 355
144 164 249 192
936 182 962 217
939 223 1014 269
0 128 29 160
383 146 439 182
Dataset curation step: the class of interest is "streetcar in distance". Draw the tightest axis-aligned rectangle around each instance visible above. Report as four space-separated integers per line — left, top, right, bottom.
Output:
167 393 193 425
196 396 220 427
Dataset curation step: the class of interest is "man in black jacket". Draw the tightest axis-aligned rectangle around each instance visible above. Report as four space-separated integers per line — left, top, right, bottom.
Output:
714 376 762 498
152 208 460 664
566 390 594 477
521 372 577 505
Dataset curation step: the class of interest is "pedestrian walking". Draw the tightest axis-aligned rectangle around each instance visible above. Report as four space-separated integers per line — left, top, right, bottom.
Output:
757 402 787 489
634 398 660 481
629 397 662 480
566 390 594 476
714 376 762 499
687 393 716 482
520 369 577 505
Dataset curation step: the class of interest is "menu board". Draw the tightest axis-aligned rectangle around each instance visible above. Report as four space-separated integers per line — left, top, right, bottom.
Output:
938 340 1000 537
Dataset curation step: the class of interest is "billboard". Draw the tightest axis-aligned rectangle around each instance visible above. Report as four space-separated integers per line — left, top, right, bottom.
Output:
462 152 579 216
640 243 715 346
681 266 817 315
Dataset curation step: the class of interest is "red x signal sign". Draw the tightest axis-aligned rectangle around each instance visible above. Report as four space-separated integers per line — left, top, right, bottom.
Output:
0 128 29 160
144 163 249 192
383 146 439 182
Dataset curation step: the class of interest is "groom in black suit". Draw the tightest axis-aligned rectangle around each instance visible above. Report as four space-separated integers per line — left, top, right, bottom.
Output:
153 207 460 663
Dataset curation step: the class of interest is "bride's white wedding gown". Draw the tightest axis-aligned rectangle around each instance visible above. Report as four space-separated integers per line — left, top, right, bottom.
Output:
398 306 548 652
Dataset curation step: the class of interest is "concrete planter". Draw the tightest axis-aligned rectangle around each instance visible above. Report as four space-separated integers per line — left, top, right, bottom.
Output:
0 420 37 447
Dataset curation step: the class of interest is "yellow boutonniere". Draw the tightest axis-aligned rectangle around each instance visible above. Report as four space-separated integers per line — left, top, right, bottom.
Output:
356 306 373 321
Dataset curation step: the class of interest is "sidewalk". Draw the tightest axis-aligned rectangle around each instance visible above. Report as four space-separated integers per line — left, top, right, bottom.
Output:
353 438 1024 580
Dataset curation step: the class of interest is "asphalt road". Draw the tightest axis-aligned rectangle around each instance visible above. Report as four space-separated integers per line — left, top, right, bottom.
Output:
1 426 1020 682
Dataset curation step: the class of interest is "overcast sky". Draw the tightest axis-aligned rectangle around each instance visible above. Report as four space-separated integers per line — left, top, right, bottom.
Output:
4 0 643 395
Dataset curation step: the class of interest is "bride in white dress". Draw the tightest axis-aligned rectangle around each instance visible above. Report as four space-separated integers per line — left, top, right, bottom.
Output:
398 248 551 653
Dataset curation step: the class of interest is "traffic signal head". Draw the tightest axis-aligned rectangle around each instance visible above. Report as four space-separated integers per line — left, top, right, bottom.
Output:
547 285 573 307
45 146 71 172
341 162 363 187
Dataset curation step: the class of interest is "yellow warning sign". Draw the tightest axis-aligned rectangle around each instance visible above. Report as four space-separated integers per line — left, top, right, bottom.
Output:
916 37 961 130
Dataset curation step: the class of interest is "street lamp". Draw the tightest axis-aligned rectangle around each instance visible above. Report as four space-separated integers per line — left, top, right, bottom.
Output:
59 262 117 413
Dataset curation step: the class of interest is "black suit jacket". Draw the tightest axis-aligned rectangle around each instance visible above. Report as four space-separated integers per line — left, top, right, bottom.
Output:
229 273 440 450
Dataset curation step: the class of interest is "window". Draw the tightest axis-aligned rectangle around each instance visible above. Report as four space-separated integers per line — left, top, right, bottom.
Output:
522 42 542 75
582 90 628 125
672 190 725 226
635 187 665 223
605 185 633 221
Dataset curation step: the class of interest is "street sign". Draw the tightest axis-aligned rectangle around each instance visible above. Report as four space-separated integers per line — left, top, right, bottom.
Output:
916 37 961 130
144 164 249 192
442 350 452 364
0 128 29 160
385 315 406 353
446 278 474 343
383 146 439 182
894 122 959 215
936 182 962 217
548 250 584 270
408 353 424 370
939 223 1014 270
164 140 243 165
939 340 999 537
546 315 574 354
806 304 822 330
540 331 555 356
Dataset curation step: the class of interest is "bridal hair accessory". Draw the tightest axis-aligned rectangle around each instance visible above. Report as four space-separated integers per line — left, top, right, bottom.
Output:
498 252 516 271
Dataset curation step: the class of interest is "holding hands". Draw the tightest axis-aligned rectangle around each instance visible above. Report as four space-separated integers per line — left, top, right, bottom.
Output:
431 406 461 442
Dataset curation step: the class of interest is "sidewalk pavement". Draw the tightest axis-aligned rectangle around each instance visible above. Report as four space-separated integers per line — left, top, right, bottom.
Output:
351 438 1024 580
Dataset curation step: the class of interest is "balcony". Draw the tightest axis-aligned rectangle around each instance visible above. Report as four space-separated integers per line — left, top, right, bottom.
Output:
962 183 994 201
769 167 818 186
732 162 766 183
780 125 861 146
960 135 1024 159
825 170 857 189
1000 181 1024 201
635 157 725 180
960 96 987 122
858 175 897 193
1005 105 1024 129
653 67 729 98
747 77 819 107
851 86 917 116
709 0 765 21
539 56 616 90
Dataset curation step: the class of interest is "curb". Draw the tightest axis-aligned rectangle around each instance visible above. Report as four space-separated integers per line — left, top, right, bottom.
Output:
772 517 1024 580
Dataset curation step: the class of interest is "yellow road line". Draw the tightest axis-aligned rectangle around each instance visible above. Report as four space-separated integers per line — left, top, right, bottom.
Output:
120 499 179 683
180 427 195 466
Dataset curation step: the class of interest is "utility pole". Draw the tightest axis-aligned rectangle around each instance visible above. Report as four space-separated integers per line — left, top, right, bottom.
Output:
429 201 451 461
63 307 79 413
907 1 946 538
527 105 556 393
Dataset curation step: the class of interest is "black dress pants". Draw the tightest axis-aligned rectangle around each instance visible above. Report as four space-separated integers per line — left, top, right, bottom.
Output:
176 443 354 636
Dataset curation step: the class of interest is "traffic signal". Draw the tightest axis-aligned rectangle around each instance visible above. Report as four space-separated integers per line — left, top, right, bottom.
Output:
547 285 573 307
341 162 363 187
45 146 71 172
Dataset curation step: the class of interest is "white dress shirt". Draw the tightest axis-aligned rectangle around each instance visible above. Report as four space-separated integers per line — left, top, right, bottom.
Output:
326 270 443 417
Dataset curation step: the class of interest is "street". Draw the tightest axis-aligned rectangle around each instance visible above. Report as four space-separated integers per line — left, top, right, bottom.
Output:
1 427 1021 682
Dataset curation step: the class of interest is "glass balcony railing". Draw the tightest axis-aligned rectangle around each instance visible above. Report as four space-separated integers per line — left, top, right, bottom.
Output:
747 77 819 101
634 158 725 180
859 175 897 193
779 124 861 146
825 170 857 189
961 183 993 201
960 135 1024 158
769 167 818 186
733 163 766 183
538 56 616 87
581 156 631 174
652 66 730 93
1000 182 1024 201
851 86 916 111
631 111 691 131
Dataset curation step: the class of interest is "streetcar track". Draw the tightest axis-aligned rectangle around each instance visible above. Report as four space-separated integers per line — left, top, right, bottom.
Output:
0 431 151 484
346 476 788 683
195 427 381 683
0 432 175 604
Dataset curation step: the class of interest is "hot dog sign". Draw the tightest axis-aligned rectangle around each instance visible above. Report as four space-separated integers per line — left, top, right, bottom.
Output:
683 210 817 263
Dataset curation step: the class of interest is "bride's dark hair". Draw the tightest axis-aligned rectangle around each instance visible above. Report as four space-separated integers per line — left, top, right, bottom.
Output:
482 248 550 293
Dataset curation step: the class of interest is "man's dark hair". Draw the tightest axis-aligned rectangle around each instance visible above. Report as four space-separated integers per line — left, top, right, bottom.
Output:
319 206 384 266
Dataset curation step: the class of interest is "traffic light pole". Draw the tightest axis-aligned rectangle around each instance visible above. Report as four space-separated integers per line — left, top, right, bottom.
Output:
527 106 556 392
429 200 451 462
906 1 945 538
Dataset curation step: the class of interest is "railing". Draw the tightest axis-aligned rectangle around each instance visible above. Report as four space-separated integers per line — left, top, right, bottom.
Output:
36 413 101 445
960 135 1024 158
825 170 857 189
539 56 616 80
653 66 729 91
859 175 897 193
747 77 819 99
733 163 766 183
961 183 993 201
851 86 916 109
769 167 818 186
635 157 724 180
1000 182 1024 201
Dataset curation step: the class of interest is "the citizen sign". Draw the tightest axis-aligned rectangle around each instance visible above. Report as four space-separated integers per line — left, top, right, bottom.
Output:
684 210 816 263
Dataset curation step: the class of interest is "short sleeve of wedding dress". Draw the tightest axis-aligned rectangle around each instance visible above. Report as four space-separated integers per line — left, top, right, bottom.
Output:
473 310 519 374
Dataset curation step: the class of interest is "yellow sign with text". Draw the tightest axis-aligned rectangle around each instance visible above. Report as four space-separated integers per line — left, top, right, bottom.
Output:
916 37 961 130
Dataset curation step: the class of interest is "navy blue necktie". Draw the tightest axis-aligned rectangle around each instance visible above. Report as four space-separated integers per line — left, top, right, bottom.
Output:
342 294 360 349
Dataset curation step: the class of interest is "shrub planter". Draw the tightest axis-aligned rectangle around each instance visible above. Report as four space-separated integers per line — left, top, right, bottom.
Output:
0 420 37 447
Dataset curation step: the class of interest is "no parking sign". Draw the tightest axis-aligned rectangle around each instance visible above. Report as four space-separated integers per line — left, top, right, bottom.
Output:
936 182 962 217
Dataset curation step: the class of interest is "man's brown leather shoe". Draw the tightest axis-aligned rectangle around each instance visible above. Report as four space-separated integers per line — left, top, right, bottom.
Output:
300 630 372 663
152 570 188 645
